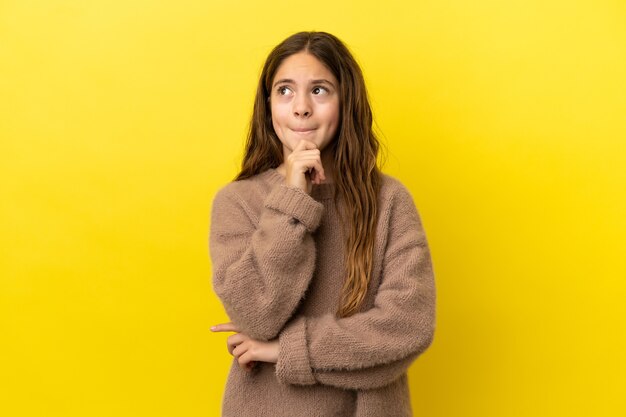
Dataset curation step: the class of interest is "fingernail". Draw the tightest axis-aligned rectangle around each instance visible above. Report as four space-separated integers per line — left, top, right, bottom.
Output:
210 326 216 331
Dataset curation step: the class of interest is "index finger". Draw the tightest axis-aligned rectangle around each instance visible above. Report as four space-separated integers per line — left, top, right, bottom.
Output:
210 322 241 333
294 139 318 151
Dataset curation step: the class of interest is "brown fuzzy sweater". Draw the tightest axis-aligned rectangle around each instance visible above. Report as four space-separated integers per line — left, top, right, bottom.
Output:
209 168 436 417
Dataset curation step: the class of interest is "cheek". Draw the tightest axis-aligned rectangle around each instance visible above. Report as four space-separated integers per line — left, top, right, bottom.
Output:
323 104 340 131
271 104 287 126
269 107 282 133
270 107 293 144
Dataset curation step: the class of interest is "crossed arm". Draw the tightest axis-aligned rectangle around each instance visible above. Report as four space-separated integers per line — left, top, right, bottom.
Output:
210 181 435 390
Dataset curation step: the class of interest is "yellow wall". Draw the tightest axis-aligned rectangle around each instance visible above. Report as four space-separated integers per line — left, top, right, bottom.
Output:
1 0 624 416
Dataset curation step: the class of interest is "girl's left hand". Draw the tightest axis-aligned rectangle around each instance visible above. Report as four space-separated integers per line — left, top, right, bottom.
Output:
211 322 279 372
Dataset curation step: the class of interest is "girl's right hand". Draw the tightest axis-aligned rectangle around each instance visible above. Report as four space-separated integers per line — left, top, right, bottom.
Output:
284 139 326 194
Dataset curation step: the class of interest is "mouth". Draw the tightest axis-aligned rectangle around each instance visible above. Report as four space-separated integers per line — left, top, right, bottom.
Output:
291 128 316 135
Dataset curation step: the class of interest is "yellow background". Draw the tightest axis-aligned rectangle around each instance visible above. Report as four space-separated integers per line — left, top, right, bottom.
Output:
1 0 625 416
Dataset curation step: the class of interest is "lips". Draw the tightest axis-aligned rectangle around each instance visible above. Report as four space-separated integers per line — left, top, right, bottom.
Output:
292 127 316 133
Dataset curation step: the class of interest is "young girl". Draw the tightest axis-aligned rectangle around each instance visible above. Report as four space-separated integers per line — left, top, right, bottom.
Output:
209 31 436 417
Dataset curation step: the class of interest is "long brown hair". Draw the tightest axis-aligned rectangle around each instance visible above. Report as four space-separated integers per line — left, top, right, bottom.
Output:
235 31 384 317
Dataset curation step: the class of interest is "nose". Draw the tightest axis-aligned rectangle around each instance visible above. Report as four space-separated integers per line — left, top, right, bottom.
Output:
293 94 312 118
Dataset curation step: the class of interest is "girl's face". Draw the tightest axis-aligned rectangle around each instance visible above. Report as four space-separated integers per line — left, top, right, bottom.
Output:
269 52 340 159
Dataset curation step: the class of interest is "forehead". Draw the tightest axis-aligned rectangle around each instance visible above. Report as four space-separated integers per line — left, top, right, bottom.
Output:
273 52 337 83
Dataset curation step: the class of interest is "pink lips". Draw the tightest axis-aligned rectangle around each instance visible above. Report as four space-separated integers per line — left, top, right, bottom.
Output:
292 128 316 134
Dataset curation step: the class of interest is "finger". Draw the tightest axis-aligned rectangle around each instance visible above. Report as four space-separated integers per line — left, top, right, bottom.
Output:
311 168 323 184
293 158 325 179
291 149 321 158
293 139 319 151
237 359 256 373
246 361 257 373
210 322 241 333
227 333 248 355
310 161 326 181
238 351 254 372
232 340 249 359
306 168 319 186
287 153 321 169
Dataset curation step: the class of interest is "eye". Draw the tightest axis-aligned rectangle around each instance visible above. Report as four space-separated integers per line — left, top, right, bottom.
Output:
312 86 328 95
277 86 292 96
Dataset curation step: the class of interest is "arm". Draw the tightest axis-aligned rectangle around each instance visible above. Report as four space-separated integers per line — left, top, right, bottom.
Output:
209 182 324 341
274 184 436 389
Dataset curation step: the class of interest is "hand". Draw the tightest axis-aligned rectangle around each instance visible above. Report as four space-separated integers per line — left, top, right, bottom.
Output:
284 139 326 194
211 322 280 373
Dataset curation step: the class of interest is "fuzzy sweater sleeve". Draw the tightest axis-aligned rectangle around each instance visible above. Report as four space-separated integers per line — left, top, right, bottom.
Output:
209 182 324 341
274 183 436 389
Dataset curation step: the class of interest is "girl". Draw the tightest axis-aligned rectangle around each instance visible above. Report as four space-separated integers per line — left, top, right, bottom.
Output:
209 31 436 417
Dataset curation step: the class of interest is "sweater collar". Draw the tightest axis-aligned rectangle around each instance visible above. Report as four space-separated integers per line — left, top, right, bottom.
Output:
262 168 336 201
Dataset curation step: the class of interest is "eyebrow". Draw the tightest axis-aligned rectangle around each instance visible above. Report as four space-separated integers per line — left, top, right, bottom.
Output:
272 78 336 88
